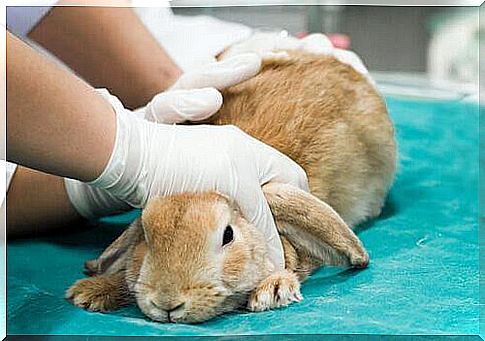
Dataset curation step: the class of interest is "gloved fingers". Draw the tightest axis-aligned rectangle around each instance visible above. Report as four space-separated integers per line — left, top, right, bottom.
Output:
264 153 310 192
223 125 309 191
300 33 334 55
260 51 291 62
270 34 303 51
171 53 262 91
259 33 332 55
246 136 309 191
332 49 370 75
145 88 223 123
235 184 285 272
298 34 370 76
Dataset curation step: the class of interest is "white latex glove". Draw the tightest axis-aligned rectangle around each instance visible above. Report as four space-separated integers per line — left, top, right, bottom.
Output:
65 53 263 219
222 32 373 84
299 34 371 79
66 89 308 271
294 34 374 84
135 53 261 124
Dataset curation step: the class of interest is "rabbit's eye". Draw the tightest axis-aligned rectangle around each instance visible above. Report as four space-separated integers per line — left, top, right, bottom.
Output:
222 225 234 246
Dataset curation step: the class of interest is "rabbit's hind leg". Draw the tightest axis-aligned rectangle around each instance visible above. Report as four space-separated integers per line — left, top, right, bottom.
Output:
83 259 98 276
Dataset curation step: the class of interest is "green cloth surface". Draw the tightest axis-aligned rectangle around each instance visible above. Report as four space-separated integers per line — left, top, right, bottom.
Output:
7 96 480 336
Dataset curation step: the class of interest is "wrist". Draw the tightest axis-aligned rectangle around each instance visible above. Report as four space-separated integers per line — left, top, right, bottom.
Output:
64 89 145 219
64 178 132 219
88 89 174 208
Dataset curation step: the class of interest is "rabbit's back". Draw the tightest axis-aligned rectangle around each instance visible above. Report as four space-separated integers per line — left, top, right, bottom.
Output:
213 51 396 226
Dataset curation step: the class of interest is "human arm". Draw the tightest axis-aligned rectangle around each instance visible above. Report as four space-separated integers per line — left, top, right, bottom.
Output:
6 167 82 238
7 31 115 182
7 30 308 269
6 30 116 235
28 1 181 109
6 29 262 234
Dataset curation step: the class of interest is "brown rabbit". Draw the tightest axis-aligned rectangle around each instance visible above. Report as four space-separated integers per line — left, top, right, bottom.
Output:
66 34 396 323
67 183 370 322
212 50 396 227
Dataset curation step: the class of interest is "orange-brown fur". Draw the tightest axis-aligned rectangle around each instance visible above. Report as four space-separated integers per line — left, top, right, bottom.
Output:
126 194 270 323
211 50 396 226
65 271 131 311
67 50 396 323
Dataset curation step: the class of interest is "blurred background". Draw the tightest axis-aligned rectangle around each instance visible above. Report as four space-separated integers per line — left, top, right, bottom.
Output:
174 6 477 75
135 4 481 101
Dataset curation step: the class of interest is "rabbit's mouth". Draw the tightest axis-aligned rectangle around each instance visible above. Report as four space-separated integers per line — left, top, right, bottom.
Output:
138 299 227 324
134 283 235 324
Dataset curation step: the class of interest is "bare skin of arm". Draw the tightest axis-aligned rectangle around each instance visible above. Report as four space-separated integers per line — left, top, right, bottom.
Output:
7 31 115 181
7 31 117 235
28 2 182 109
7 167 82 238
8 5 183 236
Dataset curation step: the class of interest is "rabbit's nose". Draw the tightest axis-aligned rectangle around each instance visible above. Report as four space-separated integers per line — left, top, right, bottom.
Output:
166 302 186 323
149 299 186 322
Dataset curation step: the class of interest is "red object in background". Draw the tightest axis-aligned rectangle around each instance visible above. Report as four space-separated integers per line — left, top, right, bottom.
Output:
296 32 350 50
328 34 350 50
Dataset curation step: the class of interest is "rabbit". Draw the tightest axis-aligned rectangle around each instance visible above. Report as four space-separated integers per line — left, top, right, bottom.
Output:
67 183 370 323
66 34 396 323
211 38 396 227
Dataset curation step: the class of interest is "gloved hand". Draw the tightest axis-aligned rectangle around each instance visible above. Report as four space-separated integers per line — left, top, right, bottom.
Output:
222 32 372 83
134 53 261 124
297 33 371 80
65 52 264 218
65 52 265 219
65 89 308 271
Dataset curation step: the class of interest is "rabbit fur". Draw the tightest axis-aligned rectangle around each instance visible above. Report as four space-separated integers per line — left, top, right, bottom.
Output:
66 41 396 323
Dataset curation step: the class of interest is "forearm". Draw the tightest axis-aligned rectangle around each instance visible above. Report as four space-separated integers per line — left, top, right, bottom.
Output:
28 3 182 109
7 166 82 238
7 31 115 182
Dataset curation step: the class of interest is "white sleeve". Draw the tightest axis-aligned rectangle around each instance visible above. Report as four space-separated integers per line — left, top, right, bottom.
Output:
6 5 55 38
0 160 17 206
6 162 17 191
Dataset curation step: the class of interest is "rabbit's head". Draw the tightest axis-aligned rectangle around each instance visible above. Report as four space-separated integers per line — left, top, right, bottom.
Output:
88 184 369 323
131 192 272 323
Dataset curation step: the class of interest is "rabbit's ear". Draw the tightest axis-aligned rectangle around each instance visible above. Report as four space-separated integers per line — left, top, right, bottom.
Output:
84 219 143 276
262 183 369 268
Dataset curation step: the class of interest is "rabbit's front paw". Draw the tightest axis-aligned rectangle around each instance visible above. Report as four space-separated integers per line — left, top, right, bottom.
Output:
248 270 303 312
66 275 129 312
